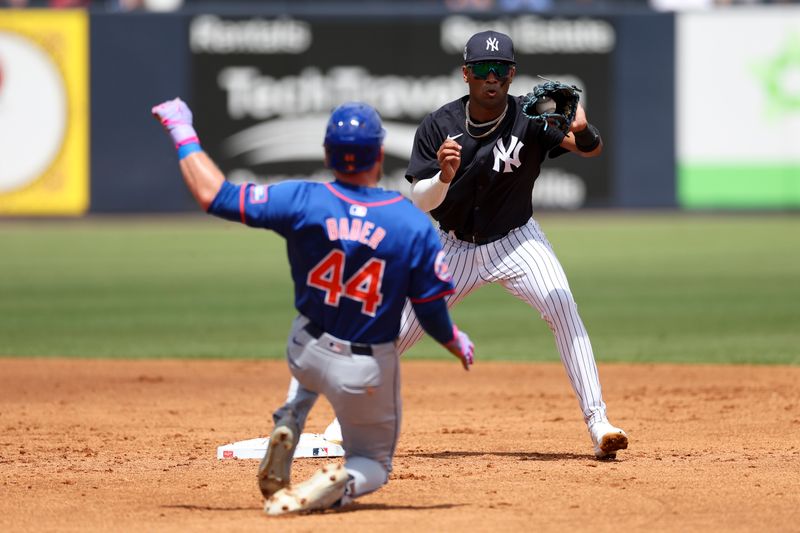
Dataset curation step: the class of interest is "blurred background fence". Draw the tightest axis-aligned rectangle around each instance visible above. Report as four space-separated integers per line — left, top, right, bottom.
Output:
1 1 798 214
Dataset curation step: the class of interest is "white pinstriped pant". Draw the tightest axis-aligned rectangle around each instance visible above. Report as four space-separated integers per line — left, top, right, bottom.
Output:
398 218 608 427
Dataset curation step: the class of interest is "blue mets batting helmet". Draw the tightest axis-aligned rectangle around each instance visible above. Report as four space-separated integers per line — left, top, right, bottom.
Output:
324 102 386 174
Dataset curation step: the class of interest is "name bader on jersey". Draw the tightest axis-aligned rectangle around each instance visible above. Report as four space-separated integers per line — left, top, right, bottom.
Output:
325 216 386 250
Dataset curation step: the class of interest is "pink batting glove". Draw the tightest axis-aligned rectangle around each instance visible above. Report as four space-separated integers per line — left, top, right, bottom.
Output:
445 325 474 371
151 97 199 148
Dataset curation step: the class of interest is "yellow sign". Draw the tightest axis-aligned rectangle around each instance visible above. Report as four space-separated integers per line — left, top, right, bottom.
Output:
0 10 89 215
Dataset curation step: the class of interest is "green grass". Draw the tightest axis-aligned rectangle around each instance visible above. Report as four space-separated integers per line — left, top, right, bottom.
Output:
1 213 798 364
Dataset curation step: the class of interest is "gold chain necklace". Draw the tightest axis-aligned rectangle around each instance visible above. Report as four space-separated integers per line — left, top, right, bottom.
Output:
464 100 509 139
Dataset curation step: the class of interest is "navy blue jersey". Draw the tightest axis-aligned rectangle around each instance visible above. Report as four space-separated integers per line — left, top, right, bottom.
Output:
208 180 454 344
406 95 565 237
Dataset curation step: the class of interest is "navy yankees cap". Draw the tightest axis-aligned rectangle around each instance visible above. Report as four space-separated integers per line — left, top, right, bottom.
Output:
463 30 515 64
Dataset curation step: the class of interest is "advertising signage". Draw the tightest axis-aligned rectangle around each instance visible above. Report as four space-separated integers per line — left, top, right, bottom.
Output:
678 9 800 208
0 10 89 216
191 15 615 209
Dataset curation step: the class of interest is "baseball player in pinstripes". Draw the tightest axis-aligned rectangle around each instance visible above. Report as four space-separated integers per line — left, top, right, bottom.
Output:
327 29 628 459
409 30 627 459
152 99 475 515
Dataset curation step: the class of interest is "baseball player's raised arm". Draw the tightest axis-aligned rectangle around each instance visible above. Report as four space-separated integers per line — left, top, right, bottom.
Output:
152 97 224 210
178 152 225 210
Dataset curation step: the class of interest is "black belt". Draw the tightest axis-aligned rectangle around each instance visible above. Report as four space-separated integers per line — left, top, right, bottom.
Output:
303 322 373 356
450 230 509 245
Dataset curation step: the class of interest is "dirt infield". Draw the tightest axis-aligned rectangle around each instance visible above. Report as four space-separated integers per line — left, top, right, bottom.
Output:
1 359 798 532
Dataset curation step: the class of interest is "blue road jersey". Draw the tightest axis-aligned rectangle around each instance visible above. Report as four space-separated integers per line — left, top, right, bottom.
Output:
208 180 454 344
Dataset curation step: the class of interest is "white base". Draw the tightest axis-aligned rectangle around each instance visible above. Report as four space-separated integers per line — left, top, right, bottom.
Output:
217 433 345 460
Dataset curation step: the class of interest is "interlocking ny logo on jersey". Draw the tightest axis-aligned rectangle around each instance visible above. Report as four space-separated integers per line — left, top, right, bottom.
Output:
486 37 499 52
492 135 523 173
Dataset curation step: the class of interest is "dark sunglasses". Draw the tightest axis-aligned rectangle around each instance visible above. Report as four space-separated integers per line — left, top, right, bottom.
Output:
468 61 514 80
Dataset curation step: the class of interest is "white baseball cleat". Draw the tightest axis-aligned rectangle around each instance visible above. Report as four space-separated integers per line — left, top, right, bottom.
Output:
589 421 628 460
257 416 299 499
264 463 349 516
323 418 343 445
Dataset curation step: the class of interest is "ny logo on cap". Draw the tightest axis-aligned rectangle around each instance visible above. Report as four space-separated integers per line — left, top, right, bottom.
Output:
486 37 499 52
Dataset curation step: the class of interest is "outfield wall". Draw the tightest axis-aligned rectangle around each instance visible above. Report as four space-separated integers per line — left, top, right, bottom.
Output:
0 6 797 214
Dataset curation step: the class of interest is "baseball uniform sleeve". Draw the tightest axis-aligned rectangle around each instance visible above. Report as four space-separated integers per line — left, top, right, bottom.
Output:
407 226 454 303
537 121 566 152
412 297 455 345
405 114 442 183
206 181 304 235
405 225 456 345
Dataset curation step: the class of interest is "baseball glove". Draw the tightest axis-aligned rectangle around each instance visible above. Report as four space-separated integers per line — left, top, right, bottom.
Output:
521 79 581 134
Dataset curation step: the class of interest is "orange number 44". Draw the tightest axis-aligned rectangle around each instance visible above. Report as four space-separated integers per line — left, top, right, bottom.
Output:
306 250 385 317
